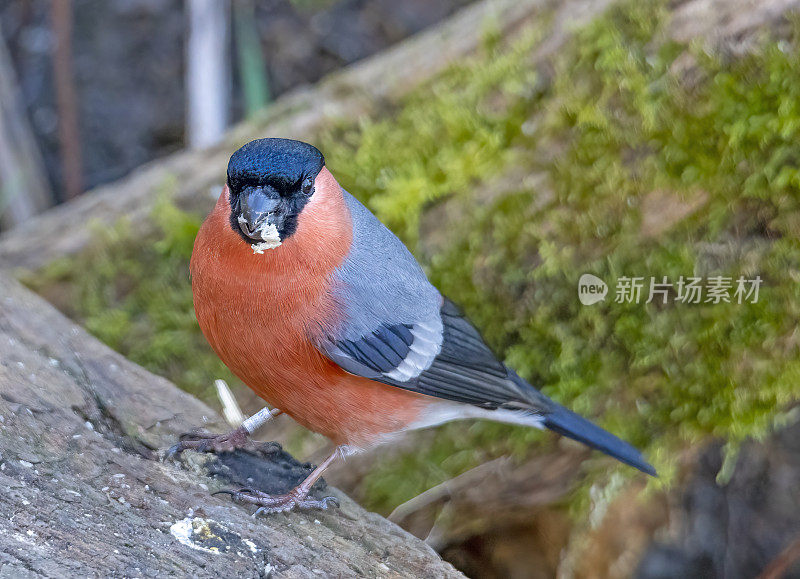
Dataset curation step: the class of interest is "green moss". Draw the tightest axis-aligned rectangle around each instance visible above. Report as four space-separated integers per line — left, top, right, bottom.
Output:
320 26 545 247
25 0 800 517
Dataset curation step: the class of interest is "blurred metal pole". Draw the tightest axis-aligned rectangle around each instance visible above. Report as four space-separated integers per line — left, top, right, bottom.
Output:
0 30 53 228
51 0 84 200
186 0 230 149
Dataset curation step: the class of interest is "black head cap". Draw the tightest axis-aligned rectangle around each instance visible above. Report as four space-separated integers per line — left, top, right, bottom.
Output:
227 138 325 196
226 138 326 246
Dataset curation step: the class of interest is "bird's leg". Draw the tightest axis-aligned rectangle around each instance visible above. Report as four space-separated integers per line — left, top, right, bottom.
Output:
167 407 281 457
215 447 342 515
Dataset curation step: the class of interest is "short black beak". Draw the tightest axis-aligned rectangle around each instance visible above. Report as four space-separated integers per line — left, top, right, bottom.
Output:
238 187 280 240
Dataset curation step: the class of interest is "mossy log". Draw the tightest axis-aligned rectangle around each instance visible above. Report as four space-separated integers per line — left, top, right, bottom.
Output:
0 273 461 577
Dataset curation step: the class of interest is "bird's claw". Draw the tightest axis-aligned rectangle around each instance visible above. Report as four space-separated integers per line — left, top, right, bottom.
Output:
164 426 251 459
215 487 339 515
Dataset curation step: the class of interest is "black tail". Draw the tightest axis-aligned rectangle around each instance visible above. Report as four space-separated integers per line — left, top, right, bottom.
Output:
507 371 656 475
543 405 656 476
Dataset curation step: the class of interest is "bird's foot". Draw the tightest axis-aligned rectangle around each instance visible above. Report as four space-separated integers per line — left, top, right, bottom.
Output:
214 487 339 515
165 426 254 458
166 407 283 459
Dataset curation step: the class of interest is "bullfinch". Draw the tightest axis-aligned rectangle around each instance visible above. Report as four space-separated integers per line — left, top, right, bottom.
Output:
173 138 655 514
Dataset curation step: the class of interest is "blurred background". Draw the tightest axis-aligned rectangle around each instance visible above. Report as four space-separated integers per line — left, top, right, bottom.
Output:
1 0 800 577
0 0 471 217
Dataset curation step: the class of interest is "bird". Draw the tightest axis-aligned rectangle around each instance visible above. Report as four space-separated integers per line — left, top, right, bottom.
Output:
172 137 655 514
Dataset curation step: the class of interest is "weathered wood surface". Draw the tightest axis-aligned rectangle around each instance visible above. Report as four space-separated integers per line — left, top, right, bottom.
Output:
0 273 462 578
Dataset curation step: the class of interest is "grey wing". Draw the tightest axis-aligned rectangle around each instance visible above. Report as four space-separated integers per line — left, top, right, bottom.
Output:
324 191 445 381
320 191 545 412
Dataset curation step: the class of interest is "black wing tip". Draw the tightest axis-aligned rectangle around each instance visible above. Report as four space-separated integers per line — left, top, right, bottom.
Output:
543 407 657 477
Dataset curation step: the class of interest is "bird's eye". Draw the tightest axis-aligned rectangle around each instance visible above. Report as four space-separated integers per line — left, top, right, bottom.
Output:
301 176 314 197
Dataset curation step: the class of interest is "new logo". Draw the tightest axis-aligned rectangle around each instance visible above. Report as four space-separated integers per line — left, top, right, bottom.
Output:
578 274 608 305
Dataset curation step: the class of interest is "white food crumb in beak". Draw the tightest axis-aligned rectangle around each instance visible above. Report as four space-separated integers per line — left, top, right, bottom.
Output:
251 222 282 254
